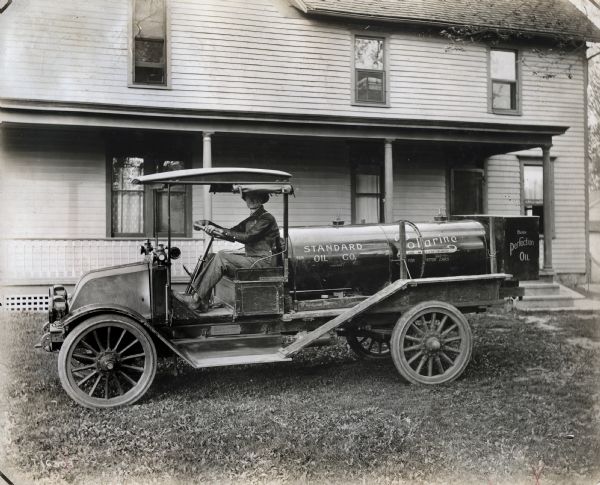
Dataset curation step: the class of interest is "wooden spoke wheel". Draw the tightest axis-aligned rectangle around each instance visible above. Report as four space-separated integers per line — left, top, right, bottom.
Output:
58 314 157 409
346 332 391 360
390 301 472 385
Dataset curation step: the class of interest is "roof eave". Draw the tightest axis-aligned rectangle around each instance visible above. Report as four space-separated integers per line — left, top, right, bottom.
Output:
295 8 600 43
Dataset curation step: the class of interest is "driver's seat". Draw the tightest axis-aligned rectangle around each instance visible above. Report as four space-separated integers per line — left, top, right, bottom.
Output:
215 237 286 316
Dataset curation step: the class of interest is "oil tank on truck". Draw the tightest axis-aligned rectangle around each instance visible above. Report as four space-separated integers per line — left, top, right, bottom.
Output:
287 220 488 297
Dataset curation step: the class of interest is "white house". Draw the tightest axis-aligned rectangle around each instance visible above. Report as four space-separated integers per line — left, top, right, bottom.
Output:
1 0 598 309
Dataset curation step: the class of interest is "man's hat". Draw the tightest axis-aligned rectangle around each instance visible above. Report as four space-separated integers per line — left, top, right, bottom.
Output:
241 191 270 204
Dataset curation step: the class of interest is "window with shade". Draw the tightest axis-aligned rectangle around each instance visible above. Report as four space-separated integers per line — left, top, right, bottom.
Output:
522 164 544 234
490 49 519 113
353 166 382 224
132 0 167 86
111 157 188 237
354 36 386 104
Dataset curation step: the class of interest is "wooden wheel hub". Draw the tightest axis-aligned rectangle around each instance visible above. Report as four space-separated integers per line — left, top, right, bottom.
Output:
425 337 441 352
97 352 117 372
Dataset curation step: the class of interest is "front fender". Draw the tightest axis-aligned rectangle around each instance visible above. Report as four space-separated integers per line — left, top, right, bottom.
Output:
61 304 149 332
54 303 189 365
37 304 150 352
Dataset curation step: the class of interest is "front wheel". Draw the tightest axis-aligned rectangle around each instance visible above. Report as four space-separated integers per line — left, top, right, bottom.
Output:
58 314 157 409
390 301 472 385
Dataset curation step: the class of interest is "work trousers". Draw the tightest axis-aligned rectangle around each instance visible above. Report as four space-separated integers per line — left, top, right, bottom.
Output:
192 250 273 301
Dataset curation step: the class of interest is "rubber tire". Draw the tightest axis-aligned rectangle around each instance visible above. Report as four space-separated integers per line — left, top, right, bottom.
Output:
390 301 472 385
58 314 157 409
346 333 391 360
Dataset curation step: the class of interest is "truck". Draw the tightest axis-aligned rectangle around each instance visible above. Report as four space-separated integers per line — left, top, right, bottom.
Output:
38 168 538 409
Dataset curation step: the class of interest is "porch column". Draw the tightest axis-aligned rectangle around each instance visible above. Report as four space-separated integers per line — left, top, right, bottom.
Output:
203 132 213 222
384 138 394 223
542 144 554 274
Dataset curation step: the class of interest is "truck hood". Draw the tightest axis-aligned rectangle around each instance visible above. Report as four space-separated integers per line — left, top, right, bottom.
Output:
69 262 152 317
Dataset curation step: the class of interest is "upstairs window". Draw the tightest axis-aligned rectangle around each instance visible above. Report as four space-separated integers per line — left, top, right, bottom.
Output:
354 36 386 104
490 49 519 113
132 0 167 86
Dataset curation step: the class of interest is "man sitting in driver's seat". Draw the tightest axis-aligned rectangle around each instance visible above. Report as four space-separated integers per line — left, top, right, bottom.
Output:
175 190 279 312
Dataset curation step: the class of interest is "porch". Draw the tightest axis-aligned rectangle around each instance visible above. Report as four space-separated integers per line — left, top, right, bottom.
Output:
0 101 570 306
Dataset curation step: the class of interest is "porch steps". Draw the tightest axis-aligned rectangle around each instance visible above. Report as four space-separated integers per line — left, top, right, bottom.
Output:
519 281 561 296
515 280 585 310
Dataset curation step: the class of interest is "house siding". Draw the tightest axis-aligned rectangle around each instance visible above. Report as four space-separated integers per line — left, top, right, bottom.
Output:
0 127 106 239
485 155 522 215
0 0 586 122
393 155 447 222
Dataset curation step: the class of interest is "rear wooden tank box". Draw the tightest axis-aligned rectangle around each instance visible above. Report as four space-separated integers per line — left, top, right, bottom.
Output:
452 215 539 281
215 268 285 317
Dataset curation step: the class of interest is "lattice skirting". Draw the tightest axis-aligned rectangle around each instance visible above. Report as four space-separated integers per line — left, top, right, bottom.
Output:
2 294 49 312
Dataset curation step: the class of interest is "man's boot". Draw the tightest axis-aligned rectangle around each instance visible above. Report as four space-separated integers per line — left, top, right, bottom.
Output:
173 291 208 312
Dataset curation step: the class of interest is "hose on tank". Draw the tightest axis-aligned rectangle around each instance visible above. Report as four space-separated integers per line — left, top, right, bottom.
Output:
396 220 426 279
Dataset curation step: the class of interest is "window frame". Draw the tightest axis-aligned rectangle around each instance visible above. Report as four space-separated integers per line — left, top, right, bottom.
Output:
106 142 192 239
488 47 521 115
351 163 384 224
519 156 555 238
352 33 390 107
129 0 171 90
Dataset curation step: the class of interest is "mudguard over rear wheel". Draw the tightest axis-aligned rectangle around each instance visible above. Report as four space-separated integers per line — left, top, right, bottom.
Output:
390 301 472 385
58 314 157 409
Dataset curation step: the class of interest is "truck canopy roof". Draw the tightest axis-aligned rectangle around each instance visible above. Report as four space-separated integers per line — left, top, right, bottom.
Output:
132 168 292 189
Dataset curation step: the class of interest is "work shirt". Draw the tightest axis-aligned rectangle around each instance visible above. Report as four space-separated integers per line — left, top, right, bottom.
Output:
223 206 280 258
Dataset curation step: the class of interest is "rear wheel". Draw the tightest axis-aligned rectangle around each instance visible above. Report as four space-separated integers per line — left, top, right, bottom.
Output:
390 301 472 385
346 332 391 359
58 314 157 409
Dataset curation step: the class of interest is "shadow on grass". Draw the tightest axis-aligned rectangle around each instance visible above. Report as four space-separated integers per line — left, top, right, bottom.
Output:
151 346 402 401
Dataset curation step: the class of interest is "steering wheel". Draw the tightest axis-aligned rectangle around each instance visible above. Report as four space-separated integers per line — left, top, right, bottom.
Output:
193 219 229 240
205 226 227 239
193 219 213 231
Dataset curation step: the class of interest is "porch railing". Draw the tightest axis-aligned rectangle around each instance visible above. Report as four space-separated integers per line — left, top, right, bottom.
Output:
0 238 239 285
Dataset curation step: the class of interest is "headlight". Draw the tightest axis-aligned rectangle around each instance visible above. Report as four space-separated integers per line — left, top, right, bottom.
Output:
50 285 69 321
169 246 181 260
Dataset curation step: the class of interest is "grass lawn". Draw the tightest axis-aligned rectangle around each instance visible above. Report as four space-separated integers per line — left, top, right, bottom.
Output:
0 309 599 484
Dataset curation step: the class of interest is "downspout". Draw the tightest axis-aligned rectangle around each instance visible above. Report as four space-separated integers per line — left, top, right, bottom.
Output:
585 46 591 288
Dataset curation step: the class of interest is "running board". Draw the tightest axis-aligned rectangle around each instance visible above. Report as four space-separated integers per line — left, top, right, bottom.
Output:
179 352 291 369
171 335 292 369
279 279 411 357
